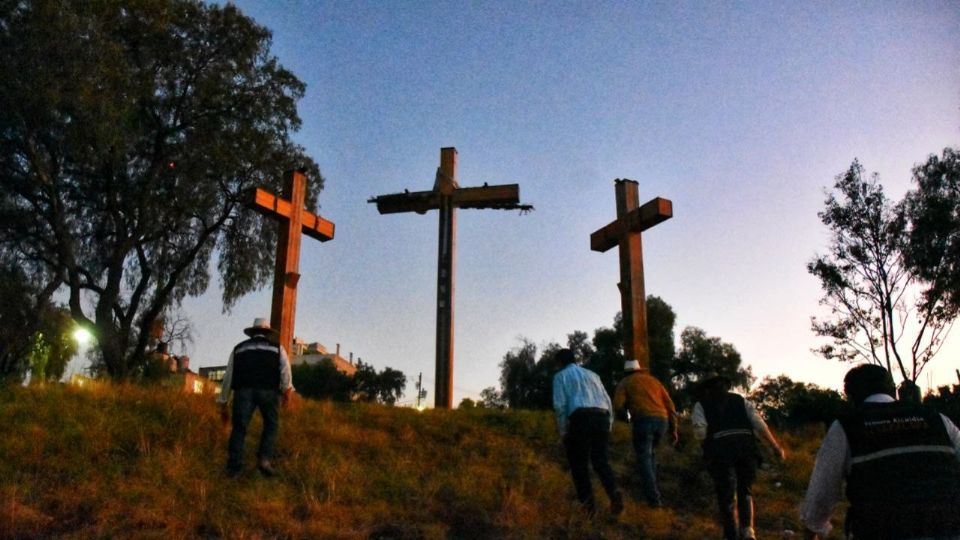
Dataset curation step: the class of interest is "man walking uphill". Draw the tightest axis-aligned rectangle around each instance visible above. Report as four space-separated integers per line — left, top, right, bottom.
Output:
218 318 294 478
613 359 678 507
693 372 785 540
553 348 624 517
801 364 960 539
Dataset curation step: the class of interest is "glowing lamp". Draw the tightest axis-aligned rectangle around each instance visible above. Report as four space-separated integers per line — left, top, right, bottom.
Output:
73 327 92 345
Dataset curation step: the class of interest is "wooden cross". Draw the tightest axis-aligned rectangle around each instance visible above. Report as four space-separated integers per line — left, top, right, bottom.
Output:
247 170 335 355
369 147 531 408
590 179 672 369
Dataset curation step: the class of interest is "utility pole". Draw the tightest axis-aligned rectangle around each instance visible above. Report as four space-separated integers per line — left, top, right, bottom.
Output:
416 372 423 409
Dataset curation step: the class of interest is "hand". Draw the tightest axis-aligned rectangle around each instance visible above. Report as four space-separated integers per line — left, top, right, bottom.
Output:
670 430 680 447
774 444 787 462
281 388 294 409
219 404 230 426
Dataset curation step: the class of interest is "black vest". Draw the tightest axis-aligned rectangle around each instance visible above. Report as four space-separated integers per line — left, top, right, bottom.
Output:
839 401 960 539
701 393 758 461
230 337 282 391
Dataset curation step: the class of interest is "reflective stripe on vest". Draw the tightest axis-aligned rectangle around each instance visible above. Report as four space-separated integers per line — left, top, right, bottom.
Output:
235 340 280 355
712 428 754 440
849 444 956 465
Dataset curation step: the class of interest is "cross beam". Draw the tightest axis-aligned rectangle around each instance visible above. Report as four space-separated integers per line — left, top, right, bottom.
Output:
247 170 335 355
591 179 672 369
368 147 530 408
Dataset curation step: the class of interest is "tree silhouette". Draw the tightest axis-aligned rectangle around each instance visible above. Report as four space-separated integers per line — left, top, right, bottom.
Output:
0 1 321 379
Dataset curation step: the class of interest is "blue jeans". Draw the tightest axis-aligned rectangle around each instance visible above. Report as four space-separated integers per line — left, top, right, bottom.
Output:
228 388 280 470
632 416 668 504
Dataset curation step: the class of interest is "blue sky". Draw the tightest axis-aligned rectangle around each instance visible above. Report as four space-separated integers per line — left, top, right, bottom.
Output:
161 1 960 405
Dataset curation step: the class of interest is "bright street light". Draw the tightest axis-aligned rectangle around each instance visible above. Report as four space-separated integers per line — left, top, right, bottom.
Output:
73 327 92 345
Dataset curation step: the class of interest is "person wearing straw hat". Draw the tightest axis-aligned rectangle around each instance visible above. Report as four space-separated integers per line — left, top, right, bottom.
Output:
613 359 678 507
552 348 624 517
217 318 294 478
692 372 785 540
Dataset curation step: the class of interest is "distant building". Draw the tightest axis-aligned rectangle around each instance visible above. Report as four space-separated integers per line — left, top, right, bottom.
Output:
199 366 226 383
291 339 358 377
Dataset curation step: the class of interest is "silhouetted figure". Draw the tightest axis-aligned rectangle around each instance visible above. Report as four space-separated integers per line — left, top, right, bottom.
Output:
552 348 624 516
217 318 294 478
898 379 922 404
613 359 678 507
692 373 785 540
801 364 960 539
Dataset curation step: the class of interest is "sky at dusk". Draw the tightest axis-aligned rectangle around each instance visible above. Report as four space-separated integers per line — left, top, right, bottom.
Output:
151 1 960 406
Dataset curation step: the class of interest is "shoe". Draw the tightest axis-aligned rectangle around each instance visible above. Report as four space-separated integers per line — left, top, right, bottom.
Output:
610 492 624 516
739 526 756 540
257 460 277 477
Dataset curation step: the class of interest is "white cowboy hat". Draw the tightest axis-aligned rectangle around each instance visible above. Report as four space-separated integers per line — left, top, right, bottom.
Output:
243 318 277 337
623 359 646 373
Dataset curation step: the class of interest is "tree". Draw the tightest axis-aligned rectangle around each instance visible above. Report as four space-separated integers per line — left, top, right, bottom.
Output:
458 398 480 409
292 361 353 402
498 339 553 409
672 326 753 410
496 298 680 410
479 386 506 409
749 375 845 428
0 263 76 383
647 296 677 384
901 148 960 318
586 298 677 396
0 1 321 379
808 160 952 382
353 361 407 405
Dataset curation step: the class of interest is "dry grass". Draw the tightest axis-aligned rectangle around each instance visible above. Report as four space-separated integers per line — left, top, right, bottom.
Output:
0 384 844 539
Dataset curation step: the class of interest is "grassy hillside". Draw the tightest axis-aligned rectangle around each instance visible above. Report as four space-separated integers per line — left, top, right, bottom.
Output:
0 384 838 539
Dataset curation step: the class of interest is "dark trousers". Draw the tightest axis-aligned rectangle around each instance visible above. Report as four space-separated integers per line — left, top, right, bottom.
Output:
707 453 757 540
564 409 620 510
228 388 280 469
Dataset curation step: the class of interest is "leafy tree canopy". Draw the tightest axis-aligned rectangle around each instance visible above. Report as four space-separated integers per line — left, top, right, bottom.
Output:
672 326 753 410
293 360 407 406
902 147 960 318
808 160 953 381
748 375 845 429
292 361 353 402
0 264 76 382
496 297 679 410
0 1 321 379
353 361 407 405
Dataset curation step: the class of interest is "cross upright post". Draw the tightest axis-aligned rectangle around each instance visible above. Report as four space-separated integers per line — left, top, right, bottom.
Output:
590 179 672 369
369 147 531 408
247 170 335 355
435 149 458 410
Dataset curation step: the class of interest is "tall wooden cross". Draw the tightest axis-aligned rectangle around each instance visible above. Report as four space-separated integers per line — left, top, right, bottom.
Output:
590 179 672 369
369 147 531 409
247 170 335 355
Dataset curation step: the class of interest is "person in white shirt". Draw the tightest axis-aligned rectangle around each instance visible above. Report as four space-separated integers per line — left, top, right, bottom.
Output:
218 318 294 478
691 372 785 540
552 348 624 517
801 364 960 540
